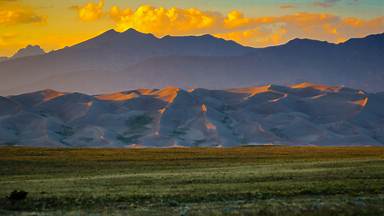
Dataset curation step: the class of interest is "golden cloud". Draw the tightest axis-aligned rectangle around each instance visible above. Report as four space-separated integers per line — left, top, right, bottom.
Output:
215 28 288 47
216 12 384 47
73 3 384 47
71 0 104 21
0 8 46 25
109 5 221 35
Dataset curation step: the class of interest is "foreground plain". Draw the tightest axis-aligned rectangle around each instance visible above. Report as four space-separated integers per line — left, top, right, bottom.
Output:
0 147 384 215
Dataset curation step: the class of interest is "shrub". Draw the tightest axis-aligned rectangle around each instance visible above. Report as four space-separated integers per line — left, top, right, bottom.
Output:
7 190 28 203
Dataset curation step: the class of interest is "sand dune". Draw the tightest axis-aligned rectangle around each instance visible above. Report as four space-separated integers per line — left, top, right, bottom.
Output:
0 83 383 147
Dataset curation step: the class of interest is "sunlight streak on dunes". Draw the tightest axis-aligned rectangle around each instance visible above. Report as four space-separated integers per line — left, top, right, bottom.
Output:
228 85 271 96
201 104 208 113
290 82 342 92
41 89 65 102
352 97 369 107
206 122 217 130
95 92 137 101
152 87 180 103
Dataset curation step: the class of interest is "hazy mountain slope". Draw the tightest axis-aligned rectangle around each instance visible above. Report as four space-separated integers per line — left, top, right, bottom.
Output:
122 33 384 91
0 45 45 64
0 29 252 95
0 83 383 147
0 30 383 95
11 45 45 59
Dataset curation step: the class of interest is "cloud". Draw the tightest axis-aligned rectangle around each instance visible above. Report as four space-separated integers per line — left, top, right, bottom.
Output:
109 5 221 35
313 0 341 8
218 12 384 46
108 6 277 36
0 8 46 25
280 4 296 9
312 0 360 8
71 0 104 21
215 27 288 47
0 33 17 46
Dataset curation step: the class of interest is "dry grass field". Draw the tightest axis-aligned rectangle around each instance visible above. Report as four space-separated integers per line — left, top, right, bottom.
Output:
0 146 384 215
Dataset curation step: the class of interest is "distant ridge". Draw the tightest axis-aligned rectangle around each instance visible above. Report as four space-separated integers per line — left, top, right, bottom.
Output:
11 45 45 59
0 45 46 62
0 29 383 95
0 83 383 147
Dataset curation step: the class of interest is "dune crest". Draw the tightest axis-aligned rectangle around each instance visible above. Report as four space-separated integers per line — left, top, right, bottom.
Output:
96 92 137 101
291 82 342 92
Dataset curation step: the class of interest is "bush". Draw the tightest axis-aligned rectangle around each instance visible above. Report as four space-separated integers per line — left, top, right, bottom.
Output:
7 190 28 203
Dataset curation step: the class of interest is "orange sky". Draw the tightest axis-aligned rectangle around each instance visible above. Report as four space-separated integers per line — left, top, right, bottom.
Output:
0 0 383 56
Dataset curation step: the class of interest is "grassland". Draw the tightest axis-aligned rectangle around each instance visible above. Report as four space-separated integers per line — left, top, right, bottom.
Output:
0 146 384 215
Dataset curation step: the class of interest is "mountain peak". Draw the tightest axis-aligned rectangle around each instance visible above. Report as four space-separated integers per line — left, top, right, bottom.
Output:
200 34 215 39
103 29 119 35
123 28 141 34
96 29 120 39
12 45 45 59
286 38 332 47
121 28 156 38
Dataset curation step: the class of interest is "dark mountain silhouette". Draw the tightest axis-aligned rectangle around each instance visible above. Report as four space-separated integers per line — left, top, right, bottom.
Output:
0 29 383 95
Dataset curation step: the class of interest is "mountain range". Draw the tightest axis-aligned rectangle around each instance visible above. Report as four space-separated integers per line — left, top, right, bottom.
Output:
1 83 383 147
0 29 383 95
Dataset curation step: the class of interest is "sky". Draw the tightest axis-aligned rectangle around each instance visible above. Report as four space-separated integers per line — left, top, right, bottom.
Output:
0 0 383 56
